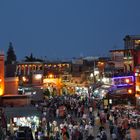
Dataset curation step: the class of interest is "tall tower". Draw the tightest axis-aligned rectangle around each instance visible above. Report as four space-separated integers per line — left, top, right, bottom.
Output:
0 52 4 96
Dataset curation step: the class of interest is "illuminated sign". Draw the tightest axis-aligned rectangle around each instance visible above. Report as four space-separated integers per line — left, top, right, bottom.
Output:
112 76 134 87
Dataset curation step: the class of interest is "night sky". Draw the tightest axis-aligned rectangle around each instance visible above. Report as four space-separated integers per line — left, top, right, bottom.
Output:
0 0 140 61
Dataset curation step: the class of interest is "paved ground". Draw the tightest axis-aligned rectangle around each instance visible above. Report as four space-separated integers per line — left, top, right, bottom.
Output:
57 110 140 140
43 106 140 140
130 128 140 140
89 123 140 140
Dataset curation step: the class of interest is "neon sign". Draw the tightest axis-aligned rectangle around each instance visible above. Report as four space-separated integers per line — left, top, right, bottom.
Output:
112 76 134 87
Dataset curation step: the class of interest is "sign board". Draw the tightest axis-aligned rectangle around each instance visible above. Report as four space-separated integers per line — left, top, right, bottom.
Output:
103 99 108 106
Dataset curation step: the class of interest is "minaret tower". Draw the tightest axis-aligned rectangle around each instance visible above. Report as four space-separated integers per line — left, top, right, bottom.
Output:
0 52 4 96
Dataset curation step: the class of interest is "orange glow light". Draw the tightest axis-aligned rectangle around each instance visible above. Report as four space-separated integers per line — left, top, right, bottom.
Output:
125 79 130 83
22 76 26 82
0 78 4 96
0 88 3 96
128 89 132 94
49 74 53 78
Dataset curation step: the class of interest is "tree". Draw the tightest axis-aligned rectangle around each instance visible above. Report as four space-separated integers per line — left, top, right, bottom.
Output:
24 53 35 62
6 42 17 64
24 53 44 62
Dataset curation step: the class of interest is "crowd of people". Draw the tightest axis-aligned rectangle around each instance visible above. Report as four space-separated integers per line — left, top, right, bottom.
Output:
32 94 134 140
4 92 140 140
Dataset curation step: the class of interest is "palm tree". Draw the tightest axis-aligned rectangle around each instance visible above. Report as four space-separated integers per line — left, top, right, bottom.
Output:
24 53 35 62
24 53 44 62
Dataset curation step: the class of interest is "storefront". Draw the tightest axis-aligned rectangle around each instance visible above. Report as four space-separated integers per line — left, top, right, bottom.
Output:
4 106 41 133
135 94 140 107
75 86 88 96
93 85 111 99
12 116 39 130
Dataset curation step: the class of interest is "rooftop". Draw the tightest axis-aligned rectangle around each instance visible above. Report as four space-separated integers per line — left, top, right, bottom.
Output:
124 35 140 40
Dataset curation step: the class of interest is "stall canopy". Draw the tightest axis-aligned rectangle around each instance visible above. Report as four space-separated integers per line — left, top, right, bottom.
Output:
3 106 41 121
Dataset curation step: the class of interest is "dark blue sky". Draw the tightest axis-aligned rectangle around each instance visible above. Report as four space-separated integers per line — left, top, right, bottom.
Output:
0 0 140 60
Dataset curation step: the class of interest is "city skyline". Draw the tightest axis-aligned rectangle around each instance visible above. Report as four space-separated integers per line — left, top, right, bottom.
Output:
0 0 140 60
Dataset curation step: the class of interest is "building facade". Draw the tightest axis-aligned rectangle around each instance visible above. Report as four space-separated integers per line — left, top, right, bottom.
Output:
0 52 5 96
123 35 140 71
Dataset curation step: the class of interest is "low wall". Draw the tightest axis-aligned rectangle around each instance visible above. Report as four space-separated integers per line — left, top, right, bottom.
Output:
5 77 19 95
1 95 31 107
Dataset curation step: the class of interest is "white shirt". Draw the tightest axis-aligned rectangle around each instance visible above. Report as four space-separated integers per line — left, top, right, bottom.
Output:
85 124 89 130
112 133 117 140
60 123 64 129
89 107 93 112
